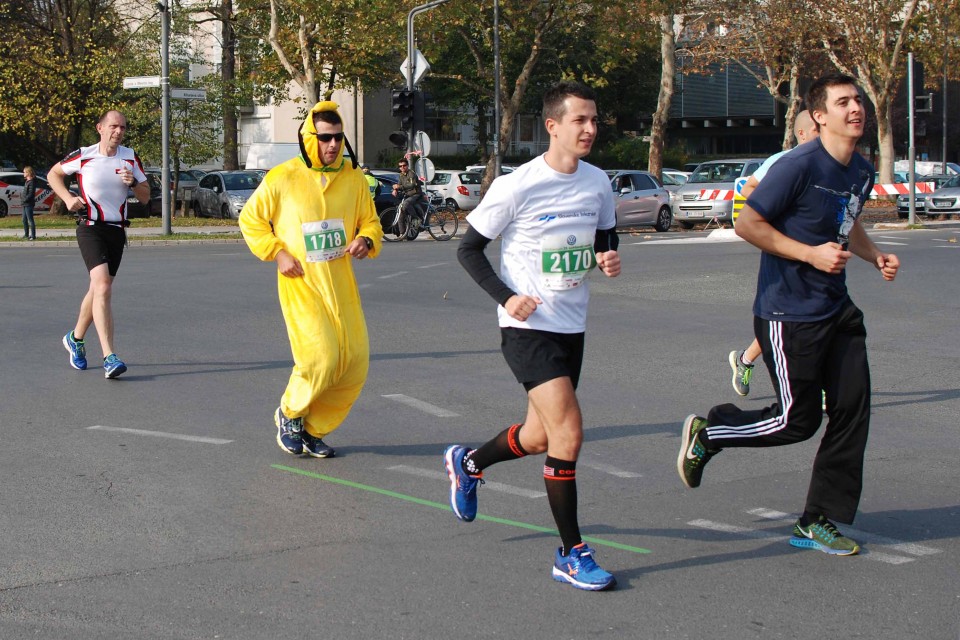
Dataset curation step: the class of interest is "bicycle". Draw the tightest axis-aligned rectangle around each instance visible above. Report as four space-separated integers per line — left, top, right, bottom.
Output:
379 194 459 242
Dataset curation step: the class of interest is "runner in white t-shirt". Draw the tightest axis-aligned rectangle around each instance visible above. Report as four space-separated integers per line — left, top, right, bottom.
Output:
443 81 621 591
47 110 150 379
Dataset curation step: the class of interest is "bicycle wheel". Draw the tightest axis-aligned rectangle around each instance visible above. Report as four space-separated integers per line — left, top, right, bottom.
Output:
404 214 420 240
379 207 406 242
426 207 458 241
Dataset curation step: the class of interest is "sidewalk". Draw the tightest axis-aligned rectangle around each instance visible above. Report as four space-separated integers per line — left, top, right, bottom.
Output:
0 225 244 247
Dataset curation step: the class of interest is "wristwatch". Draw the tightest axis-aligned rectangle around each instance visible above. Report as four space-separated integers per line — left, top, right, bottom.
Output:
360 236 373 250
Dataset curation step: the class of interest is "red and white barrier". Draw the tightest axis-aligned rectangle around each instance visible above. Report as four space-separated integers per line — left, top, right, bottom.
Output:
871 182 934 196
696 190 736 201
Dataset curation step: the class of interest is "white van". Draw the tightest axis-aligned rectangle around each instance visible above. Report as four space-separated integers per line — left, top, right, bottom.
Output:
244 143 301 170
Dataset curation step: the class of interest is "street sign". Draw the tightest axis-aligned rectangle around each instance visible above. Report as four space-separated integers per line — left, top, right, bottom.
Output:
412 131 431 158
123 76 161 89
400 49 431 86
415 157 436 183
171 88 207 100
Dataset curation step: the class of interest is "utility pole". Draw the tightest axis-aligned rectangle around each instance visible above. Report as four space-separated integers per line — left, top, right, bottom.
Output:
160 0 172 235
405 1 451 154
493 0 501 178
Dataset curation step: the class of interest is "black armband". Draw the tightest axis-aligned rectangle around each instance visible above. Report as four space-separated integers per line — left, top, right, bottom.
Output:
457 226 516 307
594 226 619 253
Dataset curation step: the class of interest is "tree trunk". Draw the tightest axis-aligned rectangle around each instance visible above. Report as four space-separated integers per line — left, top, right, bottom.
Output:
648 13 677 180
875 95 895 185
221 0 238 170
780 64 801 150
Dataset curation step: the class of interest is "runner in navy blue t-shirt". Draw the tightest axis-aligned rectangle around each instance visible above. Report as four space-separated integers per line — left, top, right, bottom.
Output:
676 73 901 556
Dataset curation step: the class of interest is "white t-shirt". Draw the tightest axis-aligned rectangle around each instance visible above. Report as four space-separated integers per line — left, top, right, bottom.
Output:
466 155 616 333
58 144 147 226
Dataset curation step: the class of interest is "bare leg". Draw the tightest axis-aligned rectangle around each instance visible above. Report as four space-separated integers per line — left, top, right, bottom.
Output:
74 263 116 357
743 338 762 364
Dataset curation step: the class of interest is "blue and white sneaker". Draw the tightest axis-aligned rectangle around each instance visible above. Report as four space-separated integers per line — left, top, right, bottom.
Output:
274 407 303 455
63 331 87 370
103 353 126 379
443 445 483 522
552 544 616 591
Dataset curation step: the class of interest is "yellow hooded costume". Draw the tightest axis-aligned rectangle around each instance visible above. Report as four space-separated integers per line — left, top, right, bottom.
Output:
239 101 382 440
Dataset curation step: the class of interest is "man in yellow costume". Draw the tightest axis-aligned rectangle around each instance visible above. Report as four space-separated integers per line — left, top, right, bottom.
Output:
240 101 383 458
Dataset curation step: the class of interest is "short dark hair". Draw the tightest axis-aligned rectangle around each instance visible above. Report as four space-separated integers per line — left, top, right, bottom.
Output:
542 81 597 123
313 110 342 127
805 73 859 115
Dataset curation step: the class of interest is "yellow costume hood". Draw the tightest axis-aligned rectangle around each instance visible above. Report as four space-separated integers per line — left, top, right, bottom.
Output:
298 100 358 171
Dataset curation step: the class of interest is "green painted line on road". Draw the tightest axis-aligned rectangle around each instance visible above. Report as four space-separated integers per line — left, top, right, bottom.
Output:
272 463 651 555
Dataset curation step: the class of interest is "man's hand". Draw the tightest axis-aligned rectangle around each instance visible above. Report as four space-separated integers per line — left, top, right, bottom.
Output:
345 236 371 260
276 249 304 278
504 294 542 322
875 252 900 281
806 242 851 274
597 250 620 277
64 194 87 212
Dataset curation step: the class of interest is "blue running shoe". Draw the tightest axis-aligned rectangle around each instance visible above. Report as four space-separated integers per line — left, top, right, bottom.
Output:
274 407 303 455
103 353 127 379
63 331 87 370
552 544 616 591
302 431 335 458
443 445 482 522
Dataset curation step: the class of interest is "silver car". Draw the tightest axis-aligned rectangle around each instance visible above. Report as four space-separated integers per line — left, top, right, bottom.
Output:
671 159 763 228
606 170 672 232
192 170 263 219
897 174 955 218
924 174 960 216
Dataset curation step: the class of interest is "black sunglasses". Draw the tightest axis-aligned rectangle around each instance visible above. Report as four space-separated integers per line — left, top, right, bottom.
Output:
314 132 344 142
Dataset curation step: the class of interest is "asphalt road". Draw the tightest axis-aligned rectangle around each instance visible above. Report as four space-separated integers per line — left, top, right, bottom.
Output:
0 228 957 639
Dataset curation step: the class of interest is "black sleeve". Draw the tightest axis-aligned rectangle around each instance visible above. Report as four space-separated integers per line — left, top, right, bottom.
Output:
457 226 516 307
594 226 620 253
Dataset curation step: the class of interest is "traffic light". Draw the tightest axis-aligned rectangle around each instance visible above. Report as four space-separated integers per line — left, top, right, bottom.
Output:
391 89 415 128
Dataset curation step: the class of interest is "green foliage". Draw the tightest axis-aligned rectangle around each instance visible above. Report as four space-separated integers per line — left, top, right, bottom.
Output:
590 137 688 171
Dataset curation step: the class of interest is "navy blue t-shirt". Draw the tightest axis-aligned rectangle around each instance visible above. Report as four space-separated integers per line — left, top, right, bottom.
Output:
745 138 874 322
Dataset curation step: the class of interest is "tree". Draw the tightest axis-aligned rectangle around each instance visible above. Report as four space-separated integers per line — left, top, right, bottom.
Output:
816 0 921 183
262 0 403 106
425 0 651 191
0 0 132 163
648 13 682 179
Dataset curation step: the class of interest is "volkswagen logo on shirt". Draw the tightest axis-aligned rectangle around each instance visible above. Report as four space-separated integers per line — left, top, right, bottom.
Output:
321 221 329 230
566 234 578 245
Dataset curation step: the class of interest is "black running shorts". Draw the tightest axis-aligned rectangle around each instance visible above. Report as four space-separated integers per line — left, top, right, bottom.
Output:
77 224 126 276
500 327 585 391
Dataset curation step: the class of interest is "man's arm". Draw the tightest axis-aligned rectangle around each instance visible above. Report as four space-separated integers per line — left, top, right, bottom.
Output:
735 205 851 275
46 163 86 212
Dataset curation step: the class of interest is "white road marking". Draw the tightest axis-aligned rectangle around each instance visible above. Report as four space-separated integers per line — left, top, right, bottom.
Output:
874 241 907 246
686 518 913 565
359 283 372 289
418 262 447 269
877 235 908 239
389 464 546 498
381 394 460 417
377 271 408 280
86 425 232 445
578 460 642 478
746 508 942 556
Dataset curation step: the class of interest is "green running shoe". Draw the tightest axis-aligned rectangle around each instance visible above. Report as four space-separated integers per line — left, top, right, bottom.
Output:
728 350 754 396
789 516 860 556
677 414 717 489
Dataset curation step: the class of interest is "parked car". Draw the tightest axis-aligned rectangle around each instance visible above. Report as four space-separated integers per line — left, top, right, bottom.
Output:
0 171 57 217
659 171 688 203
923 173 960 217
173 170 201 205
606 170 672 232
895 174 955 218
671 158 764 228
426 170 482 210
372 175 402 213
126 173 164 218
191 170 263 219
